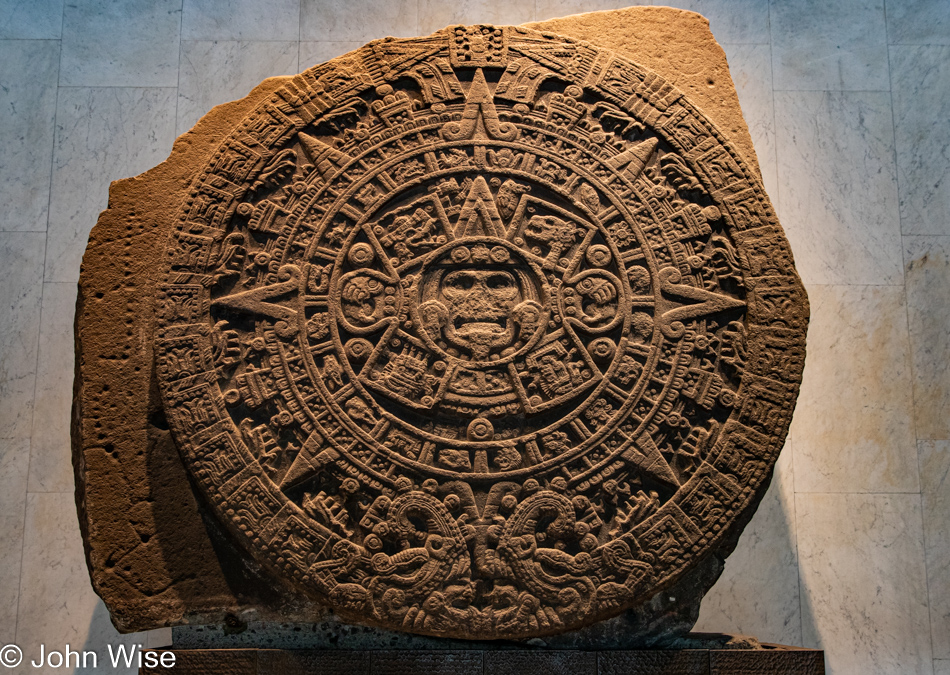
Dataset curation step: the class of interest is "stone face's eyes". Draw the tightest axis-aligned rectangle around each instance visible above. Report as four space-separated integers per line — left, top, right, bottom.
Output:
487 273 515 290
445 272 475 291
442 270 516 294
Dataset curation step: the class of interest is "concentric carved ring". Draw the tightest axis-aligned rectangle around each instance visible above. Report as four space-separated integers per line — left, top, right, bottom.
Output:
155 24 808 639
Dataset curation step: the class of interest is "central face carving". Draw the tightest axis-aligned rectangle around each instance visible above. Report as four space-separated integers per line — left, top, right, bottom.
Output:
416 241 546 365
440 268 520 359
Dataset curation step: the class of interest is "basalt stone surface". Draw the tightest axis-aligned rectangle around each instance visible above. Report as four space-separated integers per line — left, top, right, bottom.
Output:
74 8 808 641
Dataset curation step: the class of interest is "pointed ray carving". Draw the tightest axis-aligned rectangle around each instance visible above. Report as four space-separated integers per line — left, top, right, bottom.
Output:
622 431 680 488
298 132 350 180
280 429 341 490
441 69 517 142
454 176 507 238
657 266 747 339
605 137 658 183
211 264 303 337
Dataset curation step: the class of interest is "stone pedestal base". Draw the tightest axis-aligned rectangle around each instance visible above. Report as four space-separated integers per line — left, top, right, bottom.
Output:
140 647 825 674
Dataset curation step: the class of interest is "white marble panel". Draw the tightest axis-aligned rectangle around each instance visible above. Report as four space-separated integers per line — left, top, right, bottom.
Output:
919 441 950 660
182 0 300 41
0 0 63 39
177 40 299 136
886 0 950 45
774 91 903 286
300 0 417 42
791 285 919 494
797 493 933 675
720 43 778 198
45 87 177 284
0 437 30 517
891 46 950 236
28 283 76 494
904 237 950 440
0 515 23 644
0 438 29 643
16 493 147 675
0 233 45 439
771 0 890 91
419 0 535 34
0 41 59 232
59 0 181 87
694 443 802 645
299 41 363 69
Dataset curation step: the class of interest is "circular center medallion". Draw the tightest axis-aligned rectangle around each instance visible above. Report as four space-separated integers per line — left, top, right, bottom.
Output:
155 25 807 639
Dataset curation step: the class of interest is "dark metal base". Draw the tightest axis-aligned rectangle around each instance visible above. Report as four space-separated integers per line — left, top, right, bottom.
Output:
140 646 825 674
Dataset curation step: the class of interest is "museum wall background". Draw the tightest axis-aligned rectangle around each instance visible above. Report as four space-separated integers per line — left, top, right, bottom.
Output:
0 0 946 673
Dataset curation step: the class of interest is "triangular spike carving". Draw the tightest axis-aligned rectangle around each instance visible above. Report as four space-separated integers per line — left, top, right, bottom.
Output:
605 137 658 182
441 69 517 142
622 431 681 488
280 430 338 490
657 266 747 340
298 132 350 180
454 176 506 238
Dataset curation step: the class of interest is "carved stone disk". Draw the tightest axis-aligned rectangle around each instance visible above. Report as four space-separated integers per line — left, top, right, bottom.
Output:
155 24 808 639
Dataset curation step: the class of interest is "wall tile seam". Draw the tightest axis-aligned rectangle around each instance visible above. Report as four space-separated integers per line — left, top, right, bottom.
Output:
180 39 303 44
796 283 908 289
20 0 68 645
12 458 35 652
795 282 907 288
917 441 948 662
0 37 62 43
22 242 50 646
791 490 926 495
771 88 894 94
179 38 308 43
54 85 180 91
897 60 946 486
759 0 804 643
919 497 942 666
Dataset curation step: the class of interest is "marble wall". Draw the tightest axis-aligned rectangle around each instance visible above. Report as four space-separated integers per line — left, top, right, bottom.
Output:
0 1 945 673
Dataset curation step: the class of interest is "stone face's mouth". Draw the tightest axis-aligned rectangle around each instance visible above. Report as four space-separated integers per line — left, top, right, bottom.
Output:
453 317 508 334
446 314 517 358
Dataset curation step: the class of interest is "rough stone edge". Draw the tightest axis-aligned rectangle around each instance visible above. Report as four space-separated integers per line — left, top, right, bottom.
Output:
72 6 793 635
73 77 295 631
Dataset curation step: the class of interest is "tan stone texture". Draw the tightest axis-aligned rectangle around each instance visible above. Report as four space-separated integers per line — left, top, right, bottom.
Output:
73 8 807 639
527 8 763 177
